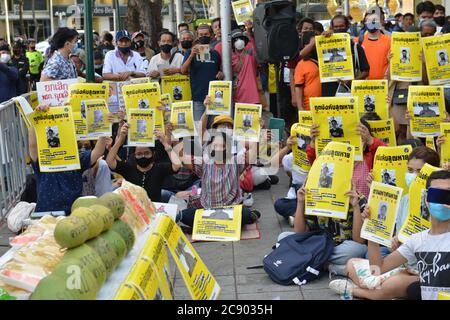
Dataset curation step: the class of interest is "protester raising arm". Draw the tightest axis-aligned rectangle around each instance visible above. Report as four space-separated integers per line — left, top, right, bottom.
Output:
180 45 199 75
293 187 309 233
154 129 182 172
90 136 107 166
106 122 128 171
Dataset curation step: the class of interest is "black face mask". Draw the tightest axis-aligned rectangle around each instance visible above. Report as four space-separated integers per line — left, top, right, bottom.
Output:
301 31 315 48
434 16 446 26
160 44 172 54
198 36 211 45
333 28 348 34
181 40 193 49
136 156 153 167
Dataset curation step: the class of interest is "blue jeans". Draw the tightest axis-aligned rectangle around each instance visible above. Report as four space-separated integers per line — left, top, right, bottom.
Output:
274 198 297 218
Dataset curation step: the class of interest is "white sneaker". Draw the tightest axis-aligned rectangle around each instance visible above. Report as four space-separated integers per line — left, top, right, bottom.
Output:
243 193 254 207
288 216 295 227
329 279 357 296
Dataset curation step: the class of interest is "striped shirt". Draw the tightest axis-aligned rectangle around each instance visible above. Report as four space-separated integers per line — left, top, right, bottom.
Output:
193 154 245 209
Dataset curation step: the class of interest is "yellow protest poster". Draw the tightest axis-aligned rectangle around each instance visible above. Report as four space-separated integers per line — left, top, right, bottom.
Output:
257 129 279 167
305 142 355 220
85 99 111 139
407 86 445 137
161 75 192 102
351 80 389 119
140 233 174 300
68 83 109 140
161 93 172 123
316 33 354 83
125 255 164 300
231 0 254 25
373 145 412 193
422 33 450 85
291 123 312 175
29 106 80 172
122 82 164 133
361 182 403 247
298 110 313 126
107 79 150 118
114 282 147 300
426 136 436 151
390 32 422 82
438 292 450 300
440 122 450 166
367 119 397 146
233 103 262 142
155 215 221 300
127 109 155 147
192 205 243 242
171 101 196 138
14 96 34 128
207 81 232 116
398 163 441 243
310 96 363 161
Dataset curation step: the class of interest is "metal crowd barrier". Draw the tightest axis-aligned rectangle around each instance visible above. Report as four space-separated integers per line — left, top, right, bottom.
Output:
0 93 31 221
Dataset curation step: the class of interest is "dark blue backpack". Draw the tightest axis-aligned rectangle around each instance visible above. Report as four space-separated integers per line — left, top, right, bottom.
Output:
263 230 334 285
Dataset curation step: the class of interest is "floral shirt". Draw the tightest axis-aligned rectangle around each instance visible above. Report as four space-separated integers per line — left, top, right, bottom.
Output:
42 51 77 80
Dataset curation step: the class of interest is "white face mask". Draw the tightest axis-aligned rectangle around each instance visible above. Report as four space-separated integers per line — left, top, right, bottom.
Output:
234 39 245 51
0 53 11 63
405 172 417 188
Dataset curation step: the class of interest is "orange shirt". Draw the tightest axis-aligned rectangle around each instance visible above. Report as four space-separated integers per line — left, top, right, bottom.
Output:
294 59 321 110
357 33 391 80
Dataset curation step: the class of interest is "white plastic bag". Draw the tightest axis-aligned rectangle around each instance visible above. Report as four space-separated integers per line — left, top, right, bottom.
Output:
7 202 36 233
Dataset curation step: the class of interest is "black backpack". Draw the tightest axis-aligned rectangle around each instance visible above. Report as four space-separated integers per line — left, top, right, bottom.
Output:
263 230 334 285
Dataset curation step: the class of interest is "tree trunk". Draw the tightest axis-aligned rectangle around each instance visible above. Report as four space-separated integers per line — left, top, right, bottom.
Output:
127 0 163 49
31 0 39 40
18 0 27 38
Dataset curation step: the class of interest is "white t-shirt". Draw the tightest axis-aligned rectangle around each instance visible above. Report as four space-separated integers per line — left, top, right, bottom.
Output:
147 52 184 78
102 49 147 75
398 230 450 300
282 153 307 199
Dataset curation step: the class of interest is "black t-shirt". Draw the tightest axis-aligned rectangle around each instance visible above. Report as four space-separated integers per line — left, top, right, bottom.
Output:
322 41 370 97
114 161 174 202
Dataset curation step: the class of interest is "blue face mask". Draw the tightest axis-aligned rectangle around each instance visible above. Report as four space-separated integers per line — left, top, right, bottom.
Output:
428 203 450 221
405 172 416 187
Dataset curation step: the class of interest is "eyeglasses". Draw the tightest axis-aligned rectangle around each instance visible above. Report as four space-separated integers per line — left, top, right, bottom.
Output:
135 152 152 159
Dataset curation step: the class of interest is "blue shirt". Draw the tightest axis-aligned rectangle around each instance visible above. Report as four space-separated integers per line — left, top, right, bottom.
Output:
42 51 78 80
183 48 221 102
32 151 92 214
0 63 18 103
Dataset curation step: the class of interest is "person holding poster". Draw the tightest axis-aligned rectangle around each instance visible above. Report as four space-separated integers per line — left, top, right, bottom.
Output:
207 81 232 115
127 109 156 147
147 31 183 81
170 101 196 138
407 86 446 137
307 113 386 198
161 75 192 102
367 118 397 146
231 0 253 26
351 80 389 119
422 33 450 85
106 121 182 202
85 99 111 138
360 182 403 248
40 28 79 81
390 32 422 82
333 170 450 300
233 103 262 142
28 105 108 214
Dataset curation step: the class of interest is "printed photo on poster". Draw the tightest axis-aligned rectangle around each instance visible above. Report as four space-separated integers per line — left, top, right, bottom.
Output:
323 48 347 63
202 208 234 221
46 126 60 148
413 102 440 118
437 50 449 66
137 119 147 133
173 86 183 100
363 95 376 112
139 98 150 109
175 238 197 277
377 202 388 221
80 102 86 119
297 133 311 151
420 189 430 221
329 117 344 138
399 48 410 64
243 114 252 128
93 109 103 124
381 169 396 186
319 163 334 188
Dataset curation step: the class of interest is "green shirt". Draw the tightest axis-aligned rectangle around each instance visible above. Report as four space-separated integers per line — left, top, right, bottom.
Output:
26 50 44 75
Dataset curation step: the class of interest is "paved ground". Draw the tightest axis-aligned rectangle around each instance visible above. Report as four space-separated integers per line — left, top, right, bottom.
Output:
0 171 340 300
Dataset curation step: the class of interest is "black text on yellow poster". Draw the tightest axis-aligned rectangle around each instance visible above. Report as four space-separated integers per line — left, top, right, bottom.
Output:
291 123 312 175
207 81 232 116
192 205 242 242
233 103 262 142
122 82 164 133
114 282 147 300
155 215 221 300
422 34 450 85
440 122 450 166
310 96 363 161
367 118 397 146
298 110 313 126
316 33 354 83
305 142 355 220
85 99 111 139
373 145 412 193
231 0 254 25
170 101 196 138
68 83 109 140
361 182 403 247
161 75 192 102
127 109 155 147
398 163 441 243
390 32 422 82
29 106 80 172
407 86 445 137
124 255 164 300
351 80 389 119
